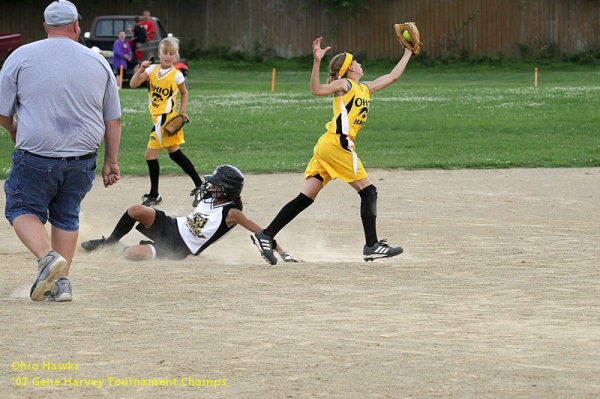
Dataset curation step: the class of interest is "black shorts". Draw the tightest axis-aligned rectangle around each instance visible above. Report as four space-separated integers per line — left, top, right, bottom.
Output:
135 209 192 260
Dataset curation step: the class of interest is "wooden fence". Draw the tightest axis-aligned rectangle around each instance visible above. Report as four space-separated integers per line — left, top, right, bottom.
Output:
1 0 598 59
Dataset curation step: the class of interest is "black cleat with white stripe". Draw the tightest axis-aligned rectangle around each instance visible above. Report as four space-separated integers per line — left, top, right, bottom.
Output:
363 239 403 262
251 230 278 265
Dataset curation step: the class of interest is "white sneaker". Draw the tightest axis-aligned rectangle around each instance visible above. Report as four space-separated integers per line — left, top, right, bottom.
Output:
49 277 72 302
30 251 68 301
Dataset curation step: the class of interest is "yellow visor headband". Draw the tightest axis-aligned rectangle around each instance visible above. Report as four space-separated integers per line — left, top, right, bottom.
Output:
338 53 353 78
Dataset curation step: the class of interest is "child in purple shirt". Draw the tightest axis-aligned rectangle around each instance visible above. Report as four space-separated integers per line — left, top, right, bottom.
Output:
112 30 131 87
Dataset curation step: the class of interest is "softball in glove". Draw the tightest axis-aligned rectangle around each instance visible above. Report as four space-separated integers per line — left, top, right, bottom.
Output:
394 22 421 56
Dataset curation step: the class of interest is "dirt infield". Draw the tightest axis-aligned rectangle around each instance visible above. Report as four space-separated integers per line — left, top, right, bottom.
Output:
1 168 599 398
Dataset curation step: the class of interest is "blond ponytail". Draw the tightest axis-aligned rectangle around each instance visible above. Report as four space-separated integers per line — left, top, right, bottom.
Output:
327 53 348 83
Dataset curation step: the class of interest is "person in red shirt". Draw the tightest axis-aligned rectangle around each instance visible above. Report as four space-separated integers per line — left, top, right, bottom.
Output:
139 10 155 41
128 16 147 63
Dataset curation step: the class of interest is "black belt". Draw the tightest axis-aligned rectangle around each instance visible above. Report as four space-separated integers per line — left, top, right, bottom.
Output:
23 150 97 161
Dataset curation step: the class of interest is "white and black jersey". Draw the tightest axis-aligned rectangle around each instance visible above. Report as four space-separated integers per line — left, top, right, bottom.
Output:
177 199 237 255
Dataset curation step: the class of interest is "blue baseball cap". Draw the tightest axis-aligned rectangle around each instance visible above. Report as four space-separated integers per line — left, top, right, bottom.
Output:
44 0 81 26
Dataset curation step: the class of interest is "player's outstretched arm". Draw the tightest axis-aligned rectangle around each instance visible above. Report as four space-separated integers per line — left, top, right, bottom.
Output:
366 47 413 94
130 60 151 88
227 209 301 261
226 208 258 230
310 37 348 97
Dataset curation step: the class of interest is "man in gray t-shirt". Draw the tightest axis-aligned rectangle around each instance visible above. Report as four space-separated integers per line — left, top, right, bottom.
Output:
0 0 122 302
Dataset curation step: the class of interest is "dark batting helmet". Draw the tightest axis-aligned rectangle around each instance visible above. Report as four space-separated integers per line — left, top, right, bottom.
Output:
201 165 244 201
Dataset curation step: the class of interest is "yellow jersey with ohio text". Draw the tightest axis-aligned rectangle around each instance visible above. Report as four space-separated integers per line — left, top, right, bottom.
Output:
325 79 370 141
148 65 179 116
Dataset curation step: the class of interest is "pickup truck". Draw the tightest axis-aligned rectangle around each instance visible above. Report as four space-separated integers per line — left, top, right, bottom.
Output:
0 33 23 68
83 15 170 79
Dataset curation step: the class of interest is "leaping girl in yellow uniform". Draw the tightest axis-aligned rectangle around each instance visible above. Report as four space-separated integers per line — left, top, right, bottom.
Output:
251 37 413 264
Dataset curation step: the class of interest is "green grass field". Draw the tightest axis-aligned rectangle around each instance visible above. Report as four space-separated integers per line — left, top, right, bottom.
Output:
1 61 599 178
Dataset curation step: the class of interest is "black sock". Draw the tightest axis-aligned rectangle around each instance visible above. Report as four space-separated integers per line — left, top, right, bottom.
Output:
264 193 314 239
108 210 137 242
169 149 203 187
359 185 378 247
147 159 160 197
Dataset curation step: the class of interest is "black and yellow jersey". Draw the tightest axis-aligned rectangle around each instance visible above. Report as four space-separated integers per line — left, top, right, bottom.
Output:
325 79 371 141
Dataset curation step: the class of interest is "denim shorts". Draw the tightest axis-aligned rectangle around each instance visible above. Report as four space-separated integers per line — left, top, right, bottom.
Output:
4 149 97 231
